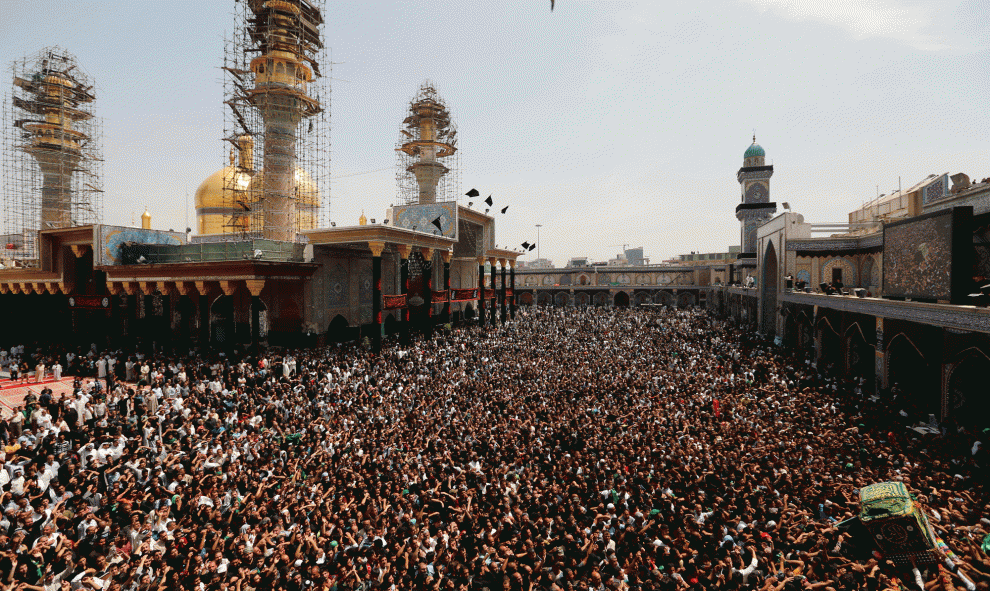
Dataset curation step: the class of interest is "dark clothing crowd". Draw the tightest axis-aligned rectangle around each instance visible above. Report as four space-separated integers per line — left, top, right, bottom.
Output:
1 307 989 591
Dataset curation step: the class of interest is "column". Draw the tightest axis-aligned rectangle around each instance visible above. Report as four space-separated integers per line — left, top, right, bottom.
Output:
499 258 507 325
478 256 486 328
176 282 196 346
874 316 885 396
398 245 411 346
369 242 385 353
489 257 498 327
441 250 452 326
510 259 516 320
420 248 434 338
125 284 140 344
195 282 210 345
246 280 265 353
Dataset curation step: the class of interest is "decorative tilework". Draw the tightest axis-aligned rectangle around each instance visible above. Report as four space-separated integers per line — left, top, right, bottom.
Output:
781 291 990 334
745 183 769 204
328 264 348 307
787 234 882 252
392 202 458 238
821 257 857 286
922 174 949 206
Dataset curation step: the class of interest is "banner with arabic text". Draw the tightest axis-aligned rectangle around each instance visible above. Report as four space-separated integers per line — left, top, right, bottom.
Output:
383 295 407 309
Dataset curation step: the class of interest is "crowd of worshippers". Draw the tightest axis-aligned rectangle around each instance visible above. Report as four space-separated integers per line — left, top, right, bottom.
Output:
1 306 989 591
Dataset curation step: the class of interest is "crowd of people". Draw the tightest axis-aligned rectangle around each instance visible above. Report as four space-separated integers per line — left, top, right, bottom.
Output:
0 306 988 591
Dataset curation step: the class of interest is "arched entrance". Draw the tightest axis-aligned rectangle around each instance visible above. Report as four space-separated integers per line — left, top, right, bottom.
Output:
593 292 609 307
677 292 695 309
761 241 778 337
210 295 235 346
177 295 198 343
519 292 533 306
846 324 874 389
614 292 629 307
553 292 568 307
383 313 398 335
537 292 552 306
887 334 933 419
575 292 590 307
817 318 841 374
327 314 350 342
633 292 650 307
947 350 990 427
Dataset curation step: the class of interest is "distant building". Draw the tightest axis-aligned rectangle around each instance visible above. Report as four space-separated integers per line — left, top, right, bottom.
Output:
624 247 645 266
673 246 741 265
521 258 553 269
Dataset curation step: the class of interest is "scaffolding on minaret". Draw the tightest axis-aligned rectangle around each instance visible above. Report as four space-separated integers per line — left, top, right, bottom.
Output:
1 47 104 265
395 82 461 206
219 0 330 242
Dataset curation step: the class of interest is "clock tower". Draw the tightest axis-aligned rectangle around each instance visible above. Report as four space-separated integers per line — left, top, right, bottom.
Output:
735 136 776 254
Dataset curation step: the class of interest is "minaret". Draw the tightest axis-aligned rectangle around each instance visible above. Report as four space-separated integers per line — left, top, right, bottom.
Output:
398 83 457 205
245 0 323 241
13 51 96 229
735 135 775 254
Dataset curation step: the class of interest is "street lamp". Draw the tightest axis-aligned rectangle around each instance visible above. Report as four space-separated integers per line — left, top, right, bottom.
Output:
536 224 543 262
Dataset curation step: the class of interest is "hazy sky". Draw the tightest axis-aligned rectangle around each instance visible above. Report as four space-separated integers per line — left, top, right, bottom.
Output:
2 0 988 265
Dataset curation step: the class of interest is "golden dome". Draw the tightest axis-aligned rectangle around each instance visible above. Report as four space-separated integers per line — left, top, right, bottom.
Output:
195 166 255 235
194 165 320 236
359 210 367 226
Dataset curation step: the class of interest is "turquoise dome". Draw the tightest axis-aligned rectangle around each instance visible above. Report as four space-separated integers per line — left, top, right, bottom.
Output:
744 142 765 159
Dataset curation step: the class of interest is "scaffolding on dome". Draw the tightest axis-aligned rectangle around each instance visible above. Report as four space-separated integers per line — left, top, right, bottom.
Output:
395 82 460 206
1 47 103 265
219 0 330 242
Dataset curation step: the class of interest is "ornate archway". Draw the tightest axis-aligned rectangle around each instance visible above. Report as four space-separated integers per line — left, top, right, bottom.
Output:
761 241 778 337
614 292 630 307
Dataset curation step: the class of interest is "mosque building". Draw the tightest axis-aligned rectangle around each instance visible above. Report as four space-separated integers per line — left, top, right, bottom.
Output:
0 1 519 352
3 2 990 428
